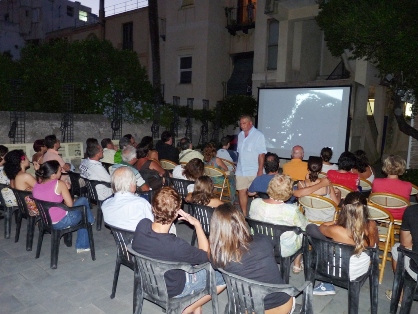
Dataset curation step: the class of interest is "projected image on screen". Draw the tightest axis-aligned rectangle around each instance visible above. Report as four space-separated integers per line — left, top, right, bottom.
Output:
258 86 351 162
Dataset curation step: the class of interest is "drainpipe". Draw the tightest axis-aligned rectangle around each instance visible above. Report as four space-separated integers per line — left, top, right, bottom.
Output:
99 0 105 40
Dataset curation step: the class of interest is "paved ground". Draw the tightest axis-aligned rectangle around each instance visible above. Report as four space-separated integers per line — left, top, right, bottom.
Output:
0 204 417 314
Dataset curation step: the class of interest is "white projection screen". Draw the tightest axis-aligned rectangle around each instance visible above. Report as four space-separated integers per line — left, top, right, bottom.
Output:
257 86 352 163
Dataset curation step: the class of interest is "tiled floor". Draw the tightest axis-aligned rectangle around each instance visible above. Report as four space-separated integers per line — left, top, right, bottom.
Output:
0 206 416 314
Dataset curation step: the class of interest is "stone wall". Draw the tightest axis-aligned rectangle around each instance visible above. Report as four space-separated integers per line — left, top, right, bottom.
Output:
0 111 213 146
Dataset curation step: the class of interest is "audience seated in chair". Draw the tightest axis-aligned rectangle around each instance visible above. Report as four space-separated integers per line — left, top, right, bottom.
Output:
155 131 179 164
295 156 340 222
306 192 378 296
173 158 205 198
79 141 112 201
190 176 224 208
372 155 412 220
320 147 338 173
216 136 237 164
32 139 47 164
110 146 149 192
249 174 308 275
139 136 159 161
248 152 280 197
386 203 418 304
132 187 225 314
282 145 308 181
327 151 359 192
352 150 375 183
100 138 117 165
32 160 95 253
179 137 204 163
210 203 295 313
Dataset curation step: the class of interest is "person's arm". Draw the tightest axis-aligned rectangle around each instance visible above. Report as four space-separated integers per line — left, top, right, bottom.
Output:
24 173 37 189
150 160 166 176
319 223 339 239
367 220 379 246
257 153 265 177
400 230 413 249
215 157 228 172
328 183 341 205
178 209 209 252
293 177 330 198
56 180 73 207
138 183 150 192
62 163 71 172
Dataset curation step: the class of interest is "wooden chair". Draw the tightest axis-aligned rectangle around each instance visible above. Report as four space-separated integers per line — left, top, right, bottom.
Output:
219 268 313 314
106 224 135 299
219 158 236 172
367 202 394 284
298 194 339 225
359 179 372 197
333 184 354 199
204 166 231 200
160 159 178 171
304 235 379 314
127 245 219 314
246 217 303 284
410 184 418 196
369 192 410 246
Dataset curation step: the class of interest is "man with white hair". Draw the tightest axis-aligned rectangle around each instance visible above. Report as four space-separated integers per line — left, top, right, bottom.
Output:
102 167 153 231
282 145 308 181
110 145 149 191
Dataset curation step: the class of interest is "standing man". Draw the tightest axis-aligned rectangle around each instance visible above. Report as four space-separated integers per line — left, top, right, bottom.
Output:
236 115 266 216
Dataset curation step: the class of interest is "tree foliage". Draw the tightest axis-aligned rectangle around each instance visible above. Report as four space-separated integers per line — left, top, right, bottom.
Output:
316 0 418 138
0 39 154 122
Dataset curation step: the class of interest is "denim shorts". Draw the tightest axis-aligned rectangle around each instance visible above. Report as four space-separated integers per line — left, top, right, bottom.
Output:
174 269 225 298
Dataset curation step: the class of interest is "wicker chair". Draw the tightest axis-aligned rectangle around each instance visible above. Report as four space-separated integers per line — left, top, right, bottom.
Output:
160 159 178 171
298 194 339 225
204 166 231 200
333 184 354 199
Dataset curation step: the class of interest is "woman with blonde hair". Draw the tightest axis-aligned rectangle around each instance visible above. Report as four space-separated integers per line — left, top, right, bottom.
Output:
371 155 411 220
307 192 378 295
210 203 294 313
190 176 223 208
250 174 308 274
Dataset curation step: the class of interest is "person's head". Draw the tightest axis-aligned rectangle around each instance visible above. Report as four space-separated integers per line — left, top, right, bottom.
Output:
35 160 62 183
123 134 136 146
179 137 192 151
337 151 356 171
209 203 252 268
161 131 173 145
183 158 205 180
191 176 214 205
353 150 370 173
44 134 59 150
101 138 115 150
307 156 323 182
337 192 370 255
119 136 131 150
86 143 103 160
140 136 154 150
291 145 304 160
382 155 406 176
203 143 217 162
239 115 253 133
33 139 46 153
264 152 280 174
136 142 149 159
86 138 98 147
121 145 137 164
220 136 230 148
152 187 181 225
0 145 9 166
320 147 333 163
111 166 136 194
267 174 293 201
4 149 28 179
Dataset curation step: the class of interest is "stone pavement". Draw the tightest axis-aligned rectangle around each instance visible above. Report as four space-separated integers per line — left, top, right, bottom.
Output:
0 206 417 314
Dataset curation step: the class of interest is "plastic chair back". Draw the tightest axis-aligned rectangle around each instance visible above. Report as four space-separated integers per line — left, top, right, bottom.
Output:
219 268 313 314
190 203 214 246
170 177 194 199
85 179 112 231
0 183 19 239
246 217 303 284
127 245 219 314
68 171 86 198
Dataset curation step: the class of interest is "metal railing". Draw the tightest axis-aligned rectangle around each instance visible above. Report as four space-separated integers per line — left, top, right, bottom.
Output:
225 3 256 27
105 0 148 17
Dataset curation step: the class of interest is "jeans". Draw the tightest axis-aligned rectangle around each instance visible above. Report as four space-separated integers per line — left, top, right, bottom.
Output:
174 269 225 298
52 197 95 249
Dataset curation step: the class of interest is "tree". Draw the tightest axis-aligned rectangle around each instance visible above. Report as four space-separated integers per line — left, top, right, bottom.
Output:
1 39 154 122
316 0 418 139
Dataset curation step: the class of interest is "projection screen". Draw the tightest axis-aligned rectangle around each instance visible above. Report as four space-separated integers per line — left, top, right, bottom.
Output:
257 86 352 162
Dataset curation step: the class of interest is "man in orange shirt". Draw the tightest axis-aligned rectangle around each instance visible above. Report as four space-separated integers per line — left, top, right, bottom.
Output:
282 145 308 181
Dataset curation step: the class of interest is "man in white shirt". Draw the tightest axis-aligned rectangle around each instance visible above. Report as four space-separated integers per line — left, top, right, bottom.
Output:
102 167 153 231
100 138 116 164
79 142 112 200
236 115 266 216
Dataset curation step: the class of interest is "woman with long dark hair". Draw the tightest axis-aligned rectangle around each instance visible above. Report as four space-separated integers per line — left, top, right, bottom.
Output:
210 203 294 313
352 150 375 182
32 160 95 253
190 176 223 208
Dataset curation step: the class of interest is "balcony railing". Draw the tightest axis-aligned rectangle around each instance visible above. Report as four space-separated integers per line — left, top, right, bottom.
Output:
225 3 256 35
